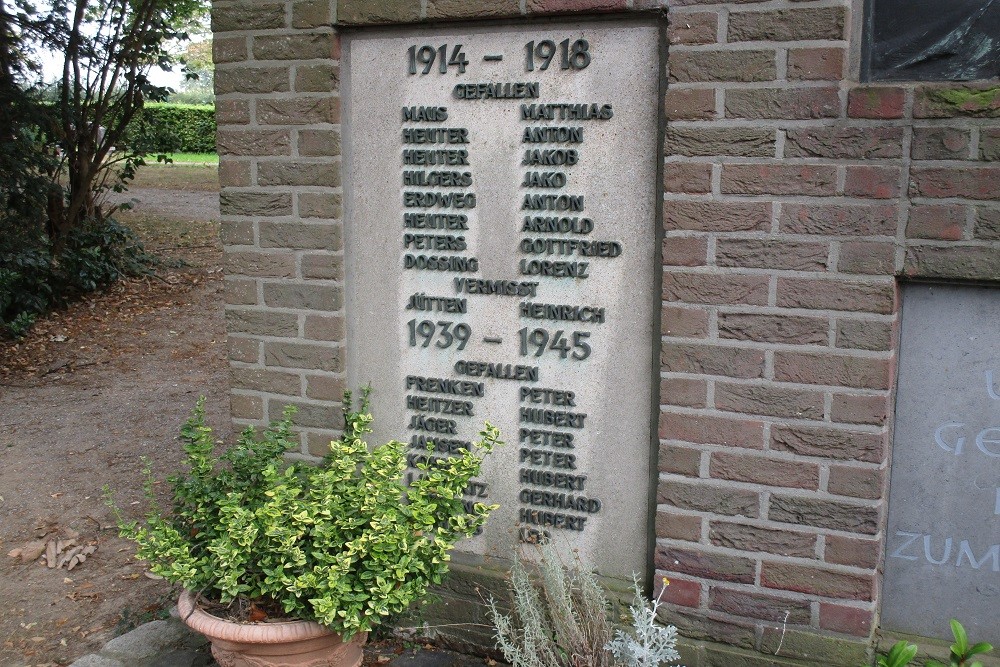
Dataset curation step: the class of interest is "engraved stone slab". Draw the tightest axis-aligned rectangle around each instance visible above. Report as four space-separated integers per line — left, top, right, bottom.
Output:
883 284 1000 640
342 21 660 579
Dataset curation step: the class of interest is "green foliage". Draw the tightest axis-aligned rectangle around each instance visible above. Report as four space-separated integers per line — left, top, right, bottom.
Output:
872 621 992 667
877 641 919 667
926 620 993 667
0 219 152 337
0 0 207 336
170 38 213 105
129 103 217 155
108 391 500 639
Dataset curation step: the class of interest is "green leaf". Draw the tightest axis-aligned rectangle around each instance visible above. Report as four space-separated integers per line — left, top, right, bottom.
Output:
950 619 969 655
968 642 993 656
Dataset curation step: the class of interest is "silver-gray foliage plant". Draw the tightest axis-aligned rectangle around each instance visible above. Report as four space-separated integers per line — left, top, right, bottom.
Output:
605 575 683 667
488 541 682 667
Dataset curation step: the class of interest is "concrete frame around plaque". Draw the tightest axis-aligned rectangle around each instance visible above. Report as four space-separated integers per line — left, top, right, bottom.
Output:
341 19 663 581
882 283 1000 641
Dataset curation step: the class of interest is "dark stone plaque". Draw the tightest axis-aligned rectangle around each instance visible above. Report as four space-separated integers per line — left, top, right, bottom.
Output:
883 284 1000 641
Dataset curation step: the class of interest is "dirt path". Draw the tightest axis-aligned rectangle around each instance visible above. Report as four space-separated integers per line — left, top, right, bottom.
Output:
109 187 220 222
0 170 227 667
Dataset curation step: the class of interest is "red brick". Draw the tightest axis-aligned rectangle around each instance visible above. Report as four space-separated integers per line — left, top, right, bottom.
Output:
659 577 703 608
828 464 883 500
659 411 765 449
663 236 708 266
780 203 897 237
661 377 708 408
305 374 346 401
847 87 905 119
664 200 772 232
225 280 257 306
426 0 518 19
672 0 768 4
974 206 1000 239
659 443 702 476
837 241 895 275
761 562 875 601
770 424 886 463
831 393 888 425
725 87 840 120
911 127 972 160
656 511 703 542
913 84 1000 118
906 204 966 240
656 545 756 584
787 47 845 81
776 277 895 314
658 478 761 518
303 315 344 341
710 521 817 558
664 88 716 120
714 383 824 421
904 245 1000 281
666 608 758 649
664 162 712 193
716 239 828 271
909 166 1000 200
727 6 846 41
670 49 775 83
825 535 881 569
224 251 297 278
835 319 893 351
221 220 254 246
784 126 903 159
231 393 264 420
820 603 873 637
774 350 891 389
662 305 709 338
338 0 420 24
216 99 251 126
722 164 837 196
663 271 770 306
844 165 902 199
710 451 820 489
668 11 718 45
718 313 827 345
661 342 765 378
979 127 1000 160
525 0 625 12
666 126 776 157
257 97 340 125
769 494 880 534
710 587 811 624
219 161 251 188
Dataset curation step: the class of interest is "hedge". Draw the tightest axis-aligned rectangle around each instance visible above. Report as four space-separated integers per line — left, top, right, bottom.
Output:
128 103 216 154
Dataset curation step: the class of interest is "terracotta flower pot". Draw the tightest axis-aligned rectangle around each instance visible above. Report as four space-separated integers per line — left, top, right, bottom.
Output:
177 590 368 667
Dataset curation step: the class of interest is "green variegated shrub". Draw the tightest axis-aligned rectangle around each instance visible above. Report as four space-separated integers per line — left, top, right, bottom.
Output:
108 390 499 638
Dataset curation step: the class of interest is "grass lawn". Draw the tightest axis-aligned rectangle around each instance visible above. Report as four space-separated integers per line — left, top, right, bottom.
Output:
128 161 220 191
144 152 218 165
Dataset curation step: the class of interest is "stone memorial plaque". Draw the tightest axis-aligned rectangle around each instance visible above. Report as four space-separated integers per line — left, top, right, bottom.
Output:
884 284 1000 640
342 21 660 579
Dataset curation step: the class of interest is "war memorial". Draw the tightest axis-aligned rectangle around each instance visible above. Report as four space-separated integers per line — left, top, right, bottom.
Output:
211 0 1000 663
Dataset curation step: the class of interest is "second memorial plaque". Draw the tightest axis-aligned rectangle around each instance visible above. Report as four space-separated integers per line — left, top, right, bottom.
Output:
343 20 660 579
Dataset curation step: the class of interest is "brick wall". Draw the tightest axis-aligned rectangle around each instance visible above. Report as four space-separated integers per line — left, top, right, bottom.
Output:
659 0 1000 664
213 0 346 455
213 0 1000 663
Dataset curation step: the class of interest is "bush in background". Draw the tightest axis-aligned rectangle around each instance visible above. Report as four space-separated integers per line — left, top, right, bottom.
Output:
129 103 217 154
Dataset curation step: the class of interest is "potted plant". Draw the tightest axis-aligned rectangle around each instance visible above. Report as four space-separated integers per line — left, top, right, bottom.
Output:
107 389 500 667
